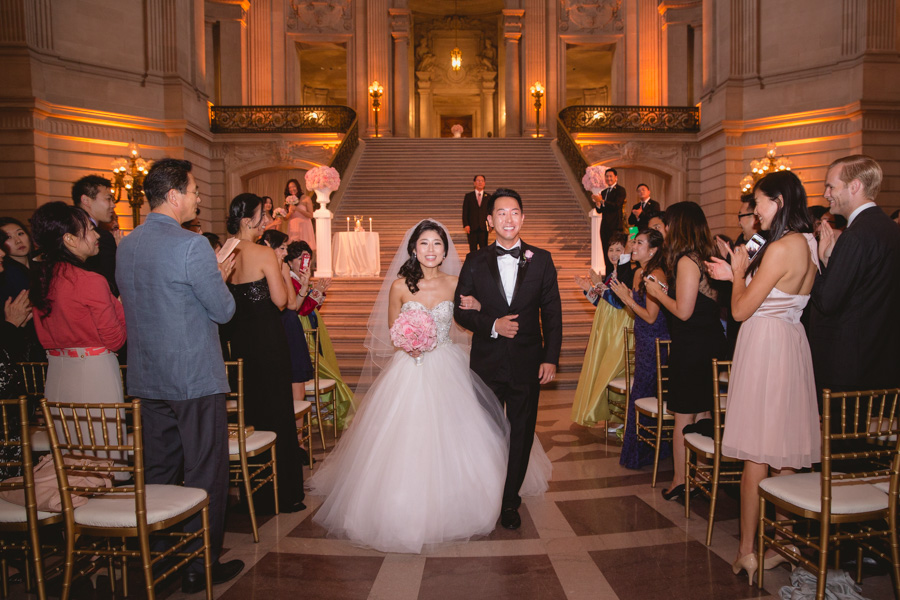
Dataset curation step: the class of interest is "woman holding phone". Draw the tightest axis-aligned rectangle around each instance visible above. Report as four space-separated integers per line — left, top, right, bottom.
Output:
705 171 819 584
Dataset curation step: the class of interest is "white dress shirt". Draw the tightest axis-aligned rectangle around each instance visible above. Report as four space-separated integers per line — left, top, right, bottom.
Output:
847 202 876 227
491 241 521 338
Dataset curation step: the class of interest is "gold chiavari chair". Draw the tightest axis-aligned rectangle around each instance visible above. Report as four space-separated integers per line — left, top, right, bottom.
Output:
294 399 314 470
0 396 62 600
40 397 213 600
684 360 744 545
756 388 900 599
303 329 337 451
634 338 674 488
606 327 634 430
225 360 279 544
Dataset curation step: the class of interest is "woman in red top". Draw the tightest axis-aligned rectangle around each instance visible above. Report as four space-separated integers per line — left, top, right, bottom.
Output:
30 202 126 454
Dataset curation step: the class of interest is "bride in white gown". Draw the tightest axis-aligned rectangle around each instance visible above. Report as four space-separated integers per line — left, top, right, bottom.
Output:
307 219 551 554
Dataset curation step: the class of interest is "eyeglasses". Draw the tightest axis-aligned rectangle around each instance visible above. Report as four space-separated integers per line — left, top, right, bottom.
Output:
187 189 201 199
738 212 755 219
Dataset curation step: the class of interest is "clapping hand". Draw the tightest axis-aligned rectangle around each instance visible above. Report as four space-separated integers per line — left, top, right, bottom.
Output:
218 255 235 282
705 256 734 281
574 275 593 294
730 245 750 280
458 295 481 311
818 219 836 266
608 277 632 303
4 290 32 327
313 277 331 294
591 193 604 209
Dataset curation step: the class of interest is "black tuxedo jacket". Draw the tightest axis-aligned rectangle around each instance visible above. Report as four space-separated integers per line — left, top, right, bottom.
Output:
84 225 119 296
454 242 563 384
809 206 900 390
462 191 491 232
628 198 661 229
597 185 627 236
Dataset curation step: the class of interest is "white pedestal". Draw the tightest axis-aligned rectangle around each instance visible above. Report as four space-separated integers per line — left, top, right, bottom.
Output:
590 208 605 277
313 188 334 278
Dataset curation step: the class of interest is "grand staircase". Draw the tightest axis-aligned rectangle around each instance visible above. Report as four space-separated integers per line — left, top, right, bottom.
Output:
318 138 596 390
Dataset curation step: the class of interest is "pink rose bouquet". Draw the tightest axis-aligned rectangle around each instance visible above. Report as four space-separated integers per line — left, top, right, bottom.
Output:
581 165 606 192
304 166 341 191
273 207 288 218
390 309 438 366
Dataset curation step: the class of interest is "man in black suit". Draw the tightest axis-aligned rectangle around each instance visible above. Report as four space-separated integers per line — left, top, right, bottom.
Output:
809 155 900 396
72 175 119 296
462 174 491 252
627 183 660 231
591 168 627 274
454 189 563 530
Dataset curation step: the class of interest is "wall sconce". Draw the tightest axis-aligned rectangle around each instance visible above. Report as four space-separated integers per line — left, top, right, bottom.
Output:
110 140 151 227
368 81 384 138
530 82 545 138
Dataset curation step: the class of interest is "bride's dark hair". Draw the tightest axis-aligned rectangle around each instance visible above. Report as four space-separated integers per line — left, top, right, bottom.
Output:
398 220 449 294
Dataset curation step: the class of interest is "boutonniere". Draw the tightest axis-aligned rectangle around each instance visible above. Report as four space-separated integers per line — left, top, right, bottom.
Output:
519 249 534 267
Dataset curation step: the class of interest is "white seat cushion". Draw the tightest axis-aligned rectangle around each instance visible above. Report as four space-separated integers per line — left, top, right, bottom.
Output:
0 497 57 523
30 427 50 453
225 400 237 411
228 430 277 455
607 377 627 393
718 371 730 384
73 484 207 528
293 400 312 415
759 472 889 515
635 397 671 417
874 481 890 494
305 379 336 392
684 432 714 455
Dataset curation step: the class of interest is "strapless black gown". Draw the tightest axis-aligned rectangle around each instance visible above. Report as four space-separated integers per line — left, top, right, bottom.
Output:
224 277 304 509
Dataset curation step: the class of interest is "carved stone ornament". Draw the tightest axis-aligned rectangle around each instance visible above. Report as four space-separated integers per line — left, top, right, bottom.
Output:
287 0 352 33
560 0 624 33
223 142 333 170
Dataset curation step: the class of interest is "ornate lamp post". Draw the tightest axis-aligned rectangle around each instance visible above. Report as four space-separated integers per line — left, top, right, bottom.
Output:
368 81 384 138
110 141 151 227
530 82 545 138
450 0 461 71
740 142 793 193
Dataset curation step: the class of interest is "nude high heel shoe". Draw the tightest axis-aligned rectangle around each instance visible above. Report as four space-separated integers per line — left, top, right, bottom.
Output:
763 545 799 570
732 553 759 586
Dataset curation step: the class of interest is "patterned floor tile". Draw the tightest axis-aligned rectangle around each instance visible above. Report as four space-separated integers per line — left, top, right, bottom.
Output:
418 555 567 600
556 495 677 536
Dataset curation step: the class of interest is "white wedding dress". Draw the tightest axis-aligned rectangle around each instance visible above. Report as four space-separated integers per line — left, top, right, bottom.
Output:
307 300 552 554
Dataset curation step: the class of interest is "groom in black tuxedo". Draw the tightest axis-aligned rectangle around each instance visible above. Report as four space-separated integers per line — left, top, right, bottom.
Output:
454 189 563 530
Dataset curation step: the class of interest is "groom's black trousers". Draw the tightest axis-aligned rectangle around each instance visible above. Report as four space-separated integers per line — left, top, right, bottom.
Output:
485 378 540 510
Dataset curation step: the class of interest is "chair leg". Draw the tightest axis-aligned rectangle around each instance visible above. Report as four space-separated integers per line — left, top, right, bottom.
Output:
651 416 663 488
684 448 692 519
757 495 766 589
271 444 279 516
816 516 829 600
313 393 327 452
202 506 213 600
306 412 314 469
138 527 155 600
60 532 78 600
706 458 721 546
1 557 8 598
241 454 259 543
889 504 900 600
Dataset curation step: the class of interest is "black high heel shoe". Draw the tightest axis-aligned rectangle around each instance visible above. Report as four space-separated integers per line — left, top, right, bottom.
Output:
661 484 685 501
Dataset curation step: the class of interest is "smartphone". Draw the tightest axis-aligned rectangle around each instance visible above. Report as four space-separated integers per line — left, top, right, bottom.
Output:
645 274 669 293
300 254 311 271
628 226 639 240
745 233 766 260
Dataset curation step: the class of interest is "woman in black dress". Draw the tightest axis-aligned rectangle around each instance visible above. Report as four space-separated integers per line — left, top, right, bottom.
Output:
645 202 728 501
222 193 305 512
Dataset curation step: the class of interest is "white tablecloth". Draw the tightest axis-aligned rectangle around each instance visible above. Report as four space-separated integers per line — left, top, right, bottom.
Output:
332 231 381 277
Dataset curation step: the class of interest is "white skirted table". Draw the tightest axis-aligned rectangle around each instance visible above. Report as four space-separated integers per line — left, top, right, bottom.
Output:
332 231 381 277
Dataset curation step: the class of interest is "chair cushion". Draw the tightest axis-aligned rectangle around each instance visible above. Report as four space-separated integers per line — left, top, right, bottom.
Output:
635 397 670 417
607 377 627 393
0 497 57 523
73 484 207 528
305 379 335 392
293 400 312 416
225 400 237 411
30 427 50 453
684 432 714 455
228 430 277 455
759 472 888 515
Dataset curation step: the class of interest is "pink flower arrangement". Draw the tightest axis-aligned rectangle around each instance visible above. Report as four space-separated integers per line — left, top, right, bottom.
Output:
304 166 341 191
390 309 438 365
581 165 606 192
450 124 464 137
523 249 534 264
273 207 288 218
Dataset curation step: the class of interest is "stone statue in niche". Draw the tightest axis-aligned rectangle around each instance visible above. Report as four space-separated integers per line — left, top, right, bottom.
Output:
416 37 436 72
479 38 496 71
560 0 623 33
288 0 352 32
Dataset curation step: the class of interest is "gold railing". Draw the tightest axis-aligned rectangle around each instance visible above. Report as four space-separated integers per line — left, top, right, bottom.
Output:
559 105 700 134
209 105 357 134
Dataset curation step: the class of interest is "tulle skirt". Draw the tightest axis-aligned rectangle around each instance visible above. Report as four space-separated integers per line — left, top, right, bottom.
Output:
721 316 821 470
307 342 550 553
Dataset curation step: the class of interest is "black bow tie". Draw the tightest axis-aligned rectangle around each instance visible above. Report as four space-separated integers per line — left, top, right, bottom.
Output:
496 246 521 259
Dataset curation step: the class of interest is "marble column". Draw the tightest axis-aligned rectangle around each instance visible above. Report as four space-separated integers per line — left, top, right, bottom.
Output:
390 8 411 137
367 0 391 136
481 73 497 137
146 0 178 73
248 0 272 104
523 0 545 137
502 9 523 137
638 0 662 105
730 0 758 80
416 73 433 137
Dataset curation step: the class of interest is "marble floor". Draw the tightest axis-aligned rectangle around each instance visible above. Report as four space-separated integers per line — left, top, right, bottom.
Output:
19 390 897 599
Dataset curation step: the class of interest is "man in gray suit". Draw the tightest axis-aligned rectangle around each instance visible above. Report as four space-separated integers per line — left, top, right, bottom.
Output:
116 158 242 594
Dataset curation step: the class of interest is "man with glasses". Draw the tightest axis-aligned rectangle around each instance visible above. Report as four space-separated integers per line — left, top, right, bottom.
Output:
735 194 759 246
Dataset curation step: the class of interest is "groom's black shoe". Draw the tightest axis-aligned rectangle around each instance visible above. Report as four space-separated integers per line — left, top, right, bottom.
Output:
500 507 521 530
181 559 244 594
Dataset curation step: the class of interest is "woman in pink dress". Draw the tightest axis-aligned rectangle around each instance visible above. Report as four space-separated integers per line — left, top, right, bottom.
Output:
706 170 820 585
283 178 316 250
